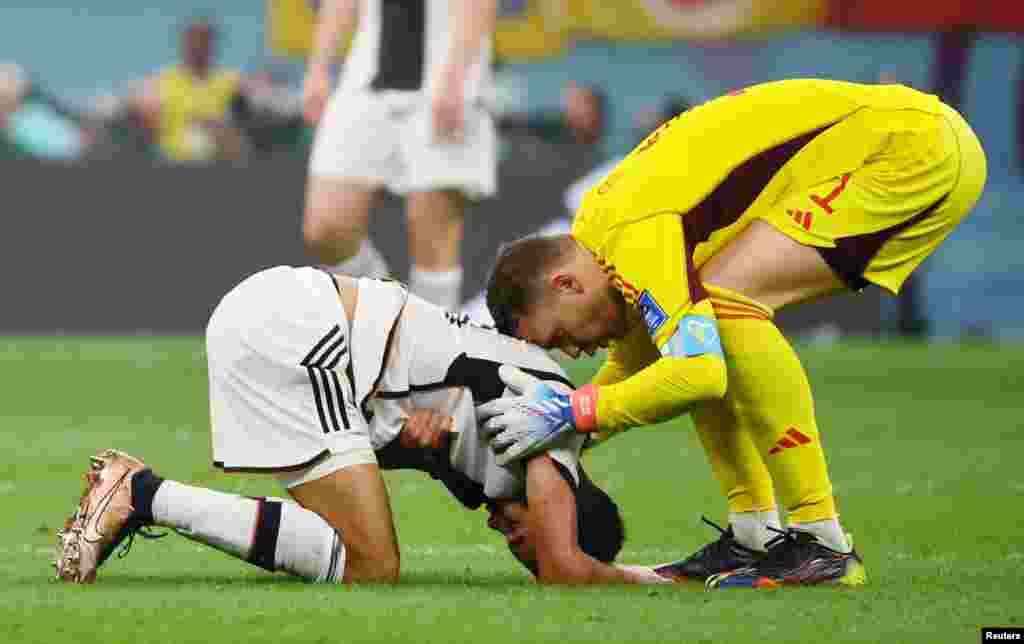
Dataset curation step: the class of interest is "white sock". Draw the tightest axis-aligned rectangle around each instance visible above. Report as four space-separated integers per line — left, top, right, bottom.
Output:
152 481 345 582
330 239 390 279
729 509 783 552
409 265 463 311
790 518 851 553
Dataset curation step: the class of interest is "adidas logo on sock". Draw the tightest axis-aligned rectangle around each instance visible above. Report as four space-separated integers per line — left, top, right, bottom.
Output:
768 427 812 455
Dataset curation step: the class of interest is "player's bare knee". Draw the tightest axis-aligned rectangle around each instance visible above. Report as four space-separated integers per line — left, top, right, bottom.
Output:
301 218 332 260
301 212 362 264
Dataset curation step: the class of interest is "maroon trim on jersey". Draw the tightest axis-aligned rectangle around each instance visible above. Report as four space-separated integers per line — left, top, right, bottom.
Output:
816 196 947 291
680 123 837 304
683 235 708 304
682 124 836 248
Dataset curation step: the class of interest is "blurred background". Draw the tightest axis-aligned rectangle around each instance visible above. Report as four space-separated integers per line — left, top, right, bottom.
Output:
2 0 1022 341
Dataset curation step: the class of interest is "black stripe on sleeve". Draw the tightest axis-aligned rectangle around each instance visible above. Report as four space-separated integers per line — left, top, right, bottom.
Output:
301 325 341 366
325 344 349 370
306 367 331 434
302 325 350 434
330 371 351 430
319 335 347 368
318 369 343 434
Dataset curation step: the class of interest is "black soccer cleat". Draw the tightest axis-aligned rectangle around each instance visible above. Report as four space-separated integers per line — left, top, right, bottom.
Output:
705 527 867 589
651 516 761 582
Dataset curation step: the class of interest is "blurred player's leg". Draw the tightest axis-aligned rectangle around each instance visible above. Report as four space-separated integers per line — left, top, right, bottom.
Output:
400 101 496 311
406 189 464 310
303 177 390 277
304 89 398 277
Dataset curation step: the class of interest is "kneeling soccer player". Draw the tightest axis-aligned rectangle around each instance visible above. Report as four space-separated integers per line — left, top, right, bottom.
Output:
481 79 987 589
54 267 670 585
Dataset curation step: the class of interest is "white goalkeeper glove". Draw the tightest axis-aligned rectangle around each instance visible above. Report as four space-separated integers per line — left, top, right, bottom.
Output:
477 365 599 467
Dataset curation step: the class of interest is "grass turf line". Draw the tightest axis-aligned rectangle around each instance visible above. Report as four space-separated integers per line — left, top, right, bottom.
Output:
1 337 1022 643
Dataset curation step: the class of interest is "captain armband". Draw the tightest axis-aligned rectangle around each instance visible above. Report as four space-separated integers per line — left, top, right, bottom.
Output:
660 314 724 359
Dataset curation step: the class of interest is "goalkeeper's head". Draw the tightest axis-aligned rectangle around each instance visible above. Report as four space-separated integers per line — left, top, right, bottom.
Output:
486 464 625 574
486 234 631 359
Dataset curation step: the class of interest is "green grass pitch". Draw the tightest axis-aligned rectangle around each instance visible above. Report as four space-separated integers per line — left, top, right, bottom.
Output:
2 337 1021 643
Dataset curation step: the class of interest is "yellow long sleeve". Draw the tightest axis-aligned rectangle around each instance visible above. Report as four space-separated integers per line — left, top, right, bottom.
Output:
595 353 727 434
591 323 660 387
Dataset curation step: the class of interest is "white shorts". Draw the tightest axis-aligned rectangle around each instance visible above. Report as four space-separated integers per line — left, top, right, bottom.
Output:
308 90 497 199
206 266 376 478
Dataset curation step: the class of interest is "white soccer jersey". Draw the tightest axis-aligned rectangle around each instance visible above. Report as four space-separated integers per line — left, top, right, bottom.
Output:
368 291 584 501
338 0 493 103
207 268 575 496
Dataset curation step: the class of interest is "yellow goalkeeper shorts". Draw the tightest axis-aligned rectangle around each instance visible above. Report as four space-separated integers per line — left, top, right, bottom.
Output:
755 102 987 294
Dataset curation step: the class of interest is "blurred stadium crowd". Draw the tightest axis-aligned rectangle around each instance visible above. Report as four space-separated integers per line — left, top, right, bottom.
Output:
2 1 1023 339
0 18 307 163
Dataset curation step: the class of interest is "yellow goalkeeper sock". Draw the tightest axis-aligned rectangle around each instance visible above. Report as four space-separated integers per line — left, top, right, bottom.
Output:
706 284 839 525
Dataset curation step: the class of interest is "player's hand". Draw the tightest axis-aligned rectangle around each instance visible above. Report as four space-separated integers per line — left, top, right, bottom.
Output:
615 564 675 585
302 65 332 126
477 366 589 467
400 409 456 451
431 66 465 143
431 92 464 143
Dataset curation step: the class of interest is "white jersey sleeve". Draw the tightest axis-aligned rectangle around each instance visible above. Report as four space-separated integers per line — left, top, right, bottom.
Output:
368 293 583 501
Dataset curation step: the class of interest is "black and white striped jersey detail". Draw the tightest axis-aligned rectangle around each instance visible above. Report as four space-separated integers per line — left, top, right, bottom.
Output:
336 0 492 101
300 325 352 434
371 0 426 91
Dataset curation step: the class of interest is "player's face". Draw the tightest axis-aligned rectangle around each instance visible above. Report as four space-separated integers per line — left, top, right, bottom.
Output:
486 501 537 567
183 25 214 70
564 83 601 142
518 283 629 358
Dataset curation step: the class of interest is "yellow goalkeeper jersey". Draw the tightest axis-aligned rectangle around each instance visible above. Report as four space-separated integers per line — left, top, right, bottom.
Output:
571 78 942 356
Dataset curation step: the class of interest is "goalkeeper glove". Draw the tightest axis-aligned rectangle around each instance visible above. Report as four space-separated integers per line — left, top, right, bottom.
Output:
476 365 599 466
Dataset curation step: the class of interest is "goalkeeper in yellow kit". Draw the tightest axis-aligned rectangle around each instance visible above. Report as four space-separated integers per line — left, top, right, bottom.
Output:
478 79 987 589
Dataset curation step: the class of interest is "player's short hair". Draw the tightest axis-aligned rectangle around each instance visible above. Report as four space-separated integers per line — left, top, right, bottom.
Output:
574 466 625 563
486 234 576 337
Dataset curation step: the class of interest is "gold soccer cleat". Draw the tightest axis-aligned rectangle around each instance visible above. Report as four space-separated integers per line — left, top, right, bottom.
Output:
54 449 153 584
